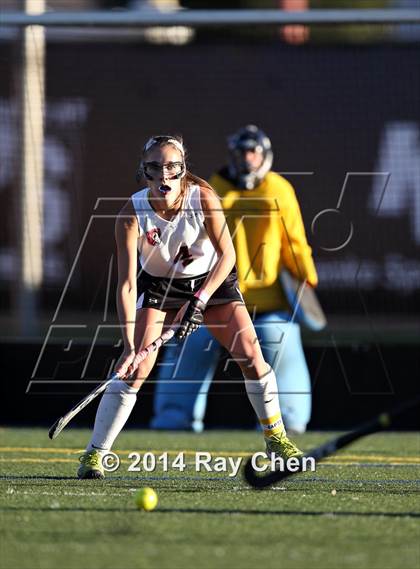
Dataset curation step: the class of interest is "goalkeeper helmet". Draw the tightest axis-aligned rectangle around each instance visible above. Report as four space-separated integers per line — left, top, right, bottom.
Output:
227 125 273 190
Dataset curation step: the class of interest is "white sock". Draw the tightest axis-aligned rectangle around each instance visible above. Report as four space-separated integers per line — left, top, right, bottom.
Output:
86 379 139 453
244 368 285 438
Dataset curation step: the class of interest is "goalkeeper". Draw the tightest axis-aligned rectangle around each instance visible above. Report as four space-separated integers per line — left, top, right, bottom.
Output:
151 125 319 434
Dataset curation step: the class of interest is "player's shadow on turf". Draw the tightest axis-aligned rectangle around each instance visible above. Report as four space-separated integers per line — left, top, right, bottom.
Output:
0 475 78 481
156 508 420 518
1 506 419 518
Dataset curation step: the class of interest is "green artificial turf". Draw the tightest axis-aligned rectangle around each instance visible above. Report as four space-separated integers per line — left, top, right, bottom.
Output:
1 428 419 569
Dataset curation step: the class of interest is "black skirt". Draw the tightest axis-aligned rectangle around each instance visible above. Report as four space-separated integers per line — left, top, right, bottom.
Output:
136 267 244 311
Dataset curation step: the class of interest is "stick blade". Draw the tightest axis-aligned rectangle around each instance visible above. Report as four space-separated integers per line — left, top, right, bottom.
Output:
48 416 67 440
243 456 302 488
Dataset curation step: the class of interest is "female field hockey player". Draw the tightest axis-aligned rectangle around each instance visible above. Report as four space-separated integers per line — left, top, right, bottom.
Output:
78 135 302 479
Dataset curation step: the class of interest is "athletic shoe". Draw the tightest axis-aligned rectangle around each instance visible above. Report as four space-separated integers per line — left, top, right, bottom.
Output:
265 432 303 460
77 449 105 479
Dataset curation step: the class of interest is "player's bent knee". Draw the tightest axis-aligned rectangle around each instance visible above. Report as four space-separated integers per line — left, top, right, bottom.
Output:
231 350 268 379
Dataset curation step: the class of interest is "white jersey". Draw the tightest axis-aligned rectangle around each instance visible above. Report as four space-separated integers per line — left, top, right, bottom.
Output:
131 184 218 278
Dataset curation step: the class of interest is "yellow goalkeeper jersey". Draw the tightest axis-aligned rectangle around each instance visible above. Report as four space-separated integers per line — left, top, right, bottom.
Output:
209 170 318 313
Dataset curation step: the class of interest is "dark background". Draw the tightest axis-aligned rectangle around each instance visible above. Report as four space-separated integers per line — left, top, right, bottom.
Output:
1 340 419 429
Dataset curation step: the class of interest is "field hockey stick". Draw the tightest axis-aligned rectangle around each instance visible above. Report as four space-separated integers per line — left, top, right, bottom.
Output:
244 395 420 488
48 327 177 440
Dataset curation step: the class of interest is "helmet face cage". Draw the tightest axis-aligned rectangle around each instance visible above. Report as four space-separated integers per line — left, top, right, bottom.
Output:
227 125 273 190
136 135 186 183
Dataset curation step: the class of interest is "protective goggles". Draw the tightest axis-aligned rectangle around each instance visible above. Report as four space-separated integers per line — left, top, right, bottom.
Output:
142 161 185 180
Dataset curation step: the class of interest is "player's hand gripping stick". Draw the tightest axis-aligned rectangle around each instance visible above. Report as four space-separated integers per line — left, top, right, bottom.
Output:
176 292 208 340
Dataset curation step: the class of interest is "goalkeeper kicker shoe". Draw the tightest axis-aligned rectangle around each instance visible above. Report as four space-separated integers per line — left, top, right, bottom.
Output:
77 449 105 479
265 432 303 461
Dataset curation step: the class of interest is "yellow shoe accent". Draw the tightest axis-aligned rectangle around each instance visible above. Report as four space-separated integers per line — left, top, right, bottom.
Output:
77 449 105 479
265 432 303 460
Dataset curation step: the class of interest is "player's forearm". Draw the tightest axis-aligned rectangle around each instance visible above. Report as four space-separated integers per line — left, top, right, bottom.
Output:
199 186 237 298
116 282 137 351
198 247 236 299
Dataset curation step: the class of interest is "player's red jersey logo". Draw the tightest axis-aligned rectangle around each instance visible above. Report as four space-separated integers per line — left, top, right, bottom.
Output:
174 244 194 267
146 227 161 246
